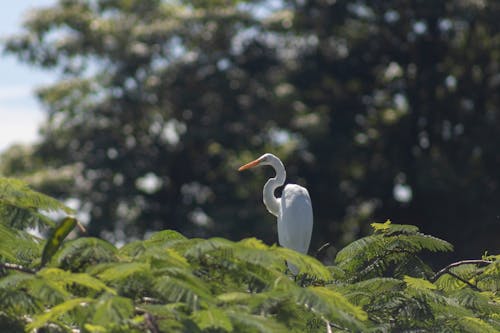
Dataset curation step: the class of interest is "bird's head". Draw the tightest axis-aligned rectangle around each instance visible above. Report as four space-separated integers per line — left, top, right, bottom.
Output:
238 153 277 171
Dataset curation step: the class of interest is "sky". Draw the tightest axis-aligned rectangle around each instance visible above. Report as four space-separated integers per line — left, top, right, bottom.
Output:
0 0 56 153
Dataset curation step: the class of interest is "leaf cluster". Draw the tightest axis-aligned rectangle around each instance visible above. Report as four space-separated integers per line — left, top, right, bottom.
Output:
0 178 498 332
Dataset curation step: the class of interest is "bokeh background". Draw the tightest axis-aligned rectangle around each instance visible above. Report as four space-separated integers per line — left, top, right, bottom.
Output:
1 0 499 266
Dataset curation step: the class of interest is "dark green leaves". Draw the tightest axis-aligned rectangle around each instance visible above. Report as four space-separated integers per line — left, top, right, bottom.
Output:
0 178 74 215
336 221 453 281
0 178 74 231
91 295 134 326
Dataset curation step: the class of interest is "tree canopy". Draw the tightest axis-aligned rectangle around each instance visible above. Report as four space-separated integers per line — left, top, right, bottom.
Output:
0 177 499 332
2 0 499 262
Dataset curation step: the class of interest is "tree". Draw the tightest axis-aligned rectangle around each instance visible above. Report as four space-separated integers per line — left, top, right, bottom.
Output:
2 0 499 262
3 0 288 243
281 0 500 260
0 177 499 332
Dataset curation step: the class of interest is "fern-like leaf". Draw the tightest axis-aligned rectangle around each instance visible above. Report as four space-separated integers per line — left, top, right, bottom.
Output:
0 223 42 266
0 178 73 217
91 294 134 326
154 268 214 310
191 307 233 332
294 286 368 331
53 237 118 271
37 268 116 294
27 297 94 331
227 311 291 333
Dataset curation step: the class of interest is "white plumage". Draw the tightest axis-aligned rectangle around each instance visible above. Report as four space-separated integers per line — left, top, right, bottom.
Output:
278 184 313 255
238 153 313 274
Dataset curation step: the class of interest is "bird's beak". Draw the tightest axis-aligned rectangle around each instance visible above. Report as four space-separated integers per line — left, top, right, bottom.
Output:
238 158 261 171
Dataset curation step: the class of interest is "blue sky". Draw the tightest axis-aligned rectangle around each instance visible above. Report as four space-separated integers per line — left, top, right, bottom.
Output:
0 1 286 154
0 0 56 152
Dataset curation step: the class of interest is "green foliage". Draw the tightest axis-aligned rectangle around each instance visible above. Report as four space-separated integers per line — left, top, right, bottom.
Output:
335 220 453 281
3 0 500 266
0 177 73 231
0 179 499 332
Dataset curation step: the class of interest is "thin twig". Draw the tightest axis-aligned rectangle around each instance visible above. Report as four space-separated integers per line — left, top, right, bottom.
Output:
349 247 414 283
446 271 482 291
328 320 347 331
141 296 162 304
144 313 159 333
431 259 493 282
315 242 331 258
324 319 333 333
0 262 36 274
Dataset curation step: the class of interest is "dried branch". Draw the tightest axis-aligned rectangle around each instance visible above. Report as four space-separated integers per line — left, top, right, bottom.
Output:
431 259 493 282
144 313 159 333
0 262 36 274
315 242 331 258
141 296 162 304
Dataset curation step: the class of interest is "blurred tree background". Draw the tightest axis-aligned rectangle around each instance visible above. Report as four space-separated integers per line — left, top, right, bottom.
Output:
1 0 499 263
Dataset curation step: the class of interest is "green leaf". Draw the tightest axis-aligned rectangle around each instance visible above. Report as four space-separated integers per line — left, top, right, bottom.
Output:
184 238 235 258
41 217 77 267
216 292 253 303
84 324 107 333
37 268 116 294
238 237 269 250
0 287 42 317
459 316 499 333
191 307 233 332
91 295 134 326
54 237 118 271
300 286 368 322
94 262 150 282
404 276 437 290
0 223 42 265
27 297 94 331
335 235 382 265
154 269 214 310
145 248 190 269
0 203 55 230
270 246 331 280
148 229 187 242
370 220 392 231
118 240 147 257
0 177 74 214
371 220 420 235
227 311 291 333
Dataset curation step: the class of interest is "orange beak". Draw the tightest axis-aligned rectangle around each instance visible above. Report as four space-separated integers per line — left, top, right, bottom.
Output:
238 158 261 171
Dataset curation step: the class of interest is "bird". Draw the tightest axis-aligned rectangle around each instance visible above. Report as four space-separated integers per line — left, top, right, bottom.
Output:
238 153 313 273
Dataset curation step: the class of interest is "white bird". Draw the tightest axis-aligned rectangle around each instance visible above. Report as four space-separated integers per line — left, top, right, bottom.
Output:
238 153 313 273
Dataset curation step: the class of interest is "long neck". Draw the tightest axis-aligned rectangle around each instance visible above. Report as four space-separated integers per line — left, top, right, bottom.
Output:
263 157 286 217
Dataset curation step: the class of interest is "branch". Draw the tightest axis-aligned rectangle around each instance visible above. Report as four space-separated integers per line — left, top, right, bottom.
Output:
326 320 332 333
135 308 159 333
315 242 331 258
141 296 162 304
445 271 482 291
0 262 36 274
144 313 159 333
349 247 414 283
431 259 493 282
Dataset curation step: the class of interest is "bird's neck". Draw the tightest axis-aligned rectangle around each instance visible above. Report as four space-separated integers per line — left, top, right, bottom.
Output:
263 159 286 217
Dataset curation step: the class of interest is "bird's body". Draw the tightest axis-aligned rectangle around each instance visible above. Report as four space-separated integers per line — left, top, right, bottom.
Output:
278 184 313 255
238 153 313 273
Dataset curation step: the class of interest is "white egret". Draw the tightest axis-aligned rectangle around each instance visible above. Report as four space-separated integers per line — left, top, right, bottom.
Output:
238 153 313 273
